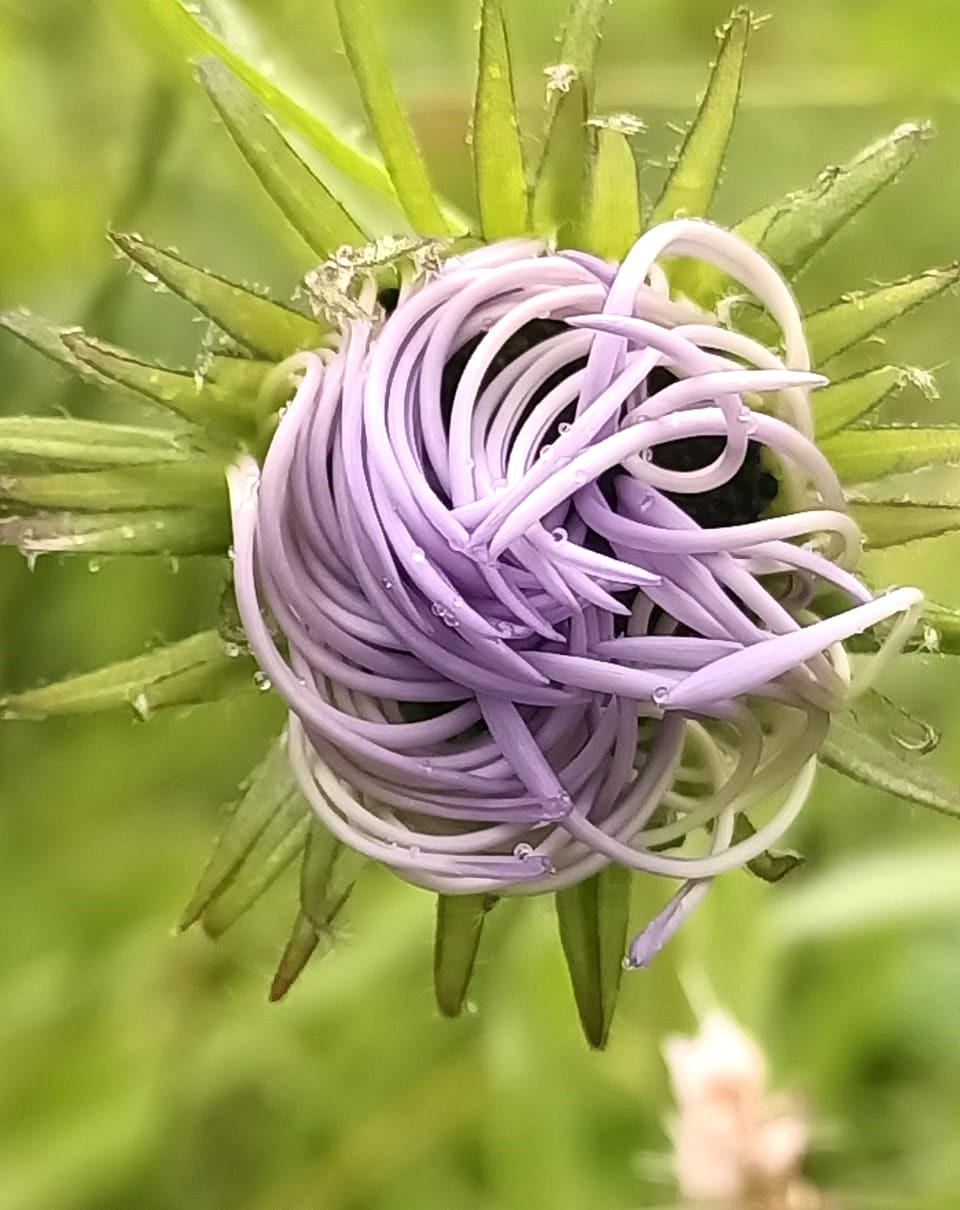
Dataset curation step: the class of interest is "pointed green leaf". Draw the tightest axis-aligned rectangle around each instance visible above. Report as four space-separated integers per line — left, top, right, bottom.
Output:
650 9 751 225
270 820 363 1000
473 0 527 240
111 232 320 360
760 122 932 279
581 126 642 261
270 912 326 1002
851 500 960 549
821 426 960 484
814 365 910 439
181 732 308 932
1 629 253 720
822 709 960 818
555 866 630 1050
732 814 804 882
333 0 451 236
540 0 608 153
1 508 229 556
807 265 960 366
197 57 366 257
0 416 190 470
1 309 118 390
62 333 263 435
434 893 496 1018
139 0 401 207
0 460 227 512
531 76 589 242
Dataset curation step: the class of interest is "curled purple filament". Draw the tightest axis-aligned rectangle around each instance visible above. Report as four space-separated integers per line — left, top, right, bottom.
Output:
228 220 922 964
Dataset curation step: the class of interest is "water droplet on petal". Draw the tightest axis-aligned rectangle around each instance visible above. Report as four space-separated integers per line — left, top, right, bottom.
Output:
253 670 272 692
551 526 568 543
410 547 426 563
514 842 535 860
652 685 669 707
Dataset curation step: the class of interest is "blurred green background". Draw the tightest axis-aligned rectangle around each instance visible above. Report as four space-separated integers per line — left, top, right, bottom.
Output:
3 1 960 1207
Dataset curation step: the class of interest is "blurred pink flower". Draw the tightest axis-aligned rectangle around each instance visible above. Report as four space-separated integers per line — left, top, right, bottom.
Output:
664 1012 821 1208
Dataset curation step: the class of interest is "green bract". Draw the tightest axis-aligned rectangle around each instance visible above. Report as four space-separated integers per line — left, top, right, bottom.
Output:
2 0 958 1049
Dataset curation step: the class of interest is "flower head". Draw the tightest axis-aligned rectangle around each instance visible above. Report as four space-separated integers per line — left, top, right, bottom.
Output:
1 1 958 1046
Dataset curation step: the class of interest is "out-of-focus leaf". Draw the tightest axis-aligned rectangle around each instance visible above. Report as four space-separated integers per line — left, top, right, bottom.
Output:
760 122 932 279
650 9 751 225
197 58 366 257
531 76 589 242
555 866 630 1049
1 630 252 720
333 0 451 236
62 333 263 435
852 690 940 755
473 0 527 240
181 732 308 934
732 815 804 882
851 500 960 549
821 426 960 483
821 710 960 818
773 845 960 943
0 460 226 511
813 365 912 438
434 893 497 1018
581 126 641 261
0 417 189 470
111 232 320 360
806 266 960 365
137 0 401 205
0 508 229 557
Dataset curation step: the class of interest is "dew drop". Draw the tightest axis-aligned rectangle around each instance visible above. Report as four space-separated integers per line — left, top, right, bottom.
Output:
420 758 435 774
652 685 669 707
410 547 426 563
558 421 572 434
224 641 241 658
132 693 151 721
408 844 422 859
551 526 568 543
380 576 394 590
88 558 101 574
253 670 272 692
514 842 535 860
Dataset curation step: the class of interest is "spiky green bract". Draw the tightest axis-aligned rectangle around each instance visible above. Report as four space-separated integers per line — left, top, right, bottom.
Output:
555 868 631 1050
473 0 528 240
434 894 497 1018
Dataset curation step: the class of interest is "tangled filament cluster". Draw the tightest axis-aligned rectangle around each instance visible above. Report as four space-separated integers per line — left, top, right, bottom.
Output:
229 219 921 965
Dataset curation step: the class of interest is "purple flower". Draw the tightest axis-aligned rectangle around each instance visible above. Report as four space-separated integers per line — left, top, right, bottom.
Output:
228 219 922 964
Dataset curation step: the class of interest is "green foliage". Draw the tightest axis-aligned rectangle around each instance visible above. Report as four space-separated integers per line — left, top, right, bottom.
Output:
197 58 367 258
555 867 631 1050
473 0 528 240
821 425 960 483
581 127 642 261
433 893 497 1018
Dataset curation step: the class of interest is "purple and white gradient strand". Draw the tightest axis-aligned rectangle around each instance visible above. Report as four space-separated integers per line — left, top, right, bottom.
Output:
228 219 922 965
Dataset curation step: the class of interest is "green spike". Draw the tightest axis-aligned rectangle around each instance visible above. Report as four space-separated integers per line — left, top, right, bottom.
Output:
138 0 402 208
806 265 960 366
181 732 307 933
197 58 367 258
1 629 253 720
822 709 959 818
758 123 932 279
538 0 609 168
650 9 751 225
333 0 453 236
580 125 642 261
531 75 589 241
1 309 116 390
473 0 528 240
0 460 227 512
269 821 364 1000
851 500 960 549
62 332 263 435
433 893 497 1018
555 866 631 1050
111 232 321 361
813 365 912 438
821 425 960 483
0 416 190 470
0 508 230 557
